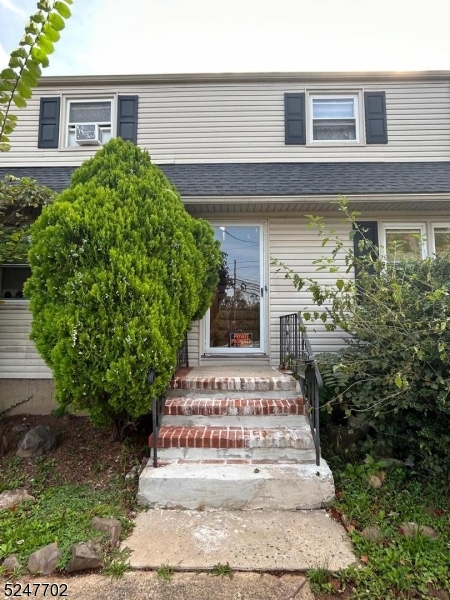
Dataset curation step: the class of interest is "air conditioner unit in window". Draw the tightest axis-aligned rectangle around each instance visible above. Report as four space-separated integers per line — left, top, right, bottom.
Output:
75 124 102 146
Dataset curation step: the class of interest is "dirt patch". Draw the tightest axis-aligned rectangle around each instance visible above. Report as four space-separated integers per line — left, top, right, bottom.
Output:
0 413 150 496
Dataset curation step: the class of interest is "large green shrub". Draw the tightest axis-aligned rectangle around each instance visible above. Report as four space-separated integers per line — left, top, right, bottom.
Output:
279 198 450 479
24 139 221 432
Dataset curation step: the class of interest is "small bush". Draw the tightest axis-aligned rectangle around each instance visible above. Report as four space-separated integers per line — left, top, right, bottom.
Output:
280 198 450 480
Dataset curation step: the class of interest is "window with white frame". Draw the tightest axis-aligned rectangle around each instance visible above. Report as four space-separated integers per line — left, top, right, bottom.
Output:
65 98 113 147
381 224 427 263
310 95 359 142
432 225 450 256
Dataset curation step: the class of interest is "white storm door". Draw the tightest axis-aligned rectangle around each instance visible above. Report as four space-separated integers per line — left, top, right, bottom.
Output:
205 223 266 354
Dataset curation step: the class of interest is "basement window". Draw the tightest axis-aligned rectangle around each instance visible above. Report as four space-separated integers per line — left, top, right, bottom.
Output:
0 265 31 299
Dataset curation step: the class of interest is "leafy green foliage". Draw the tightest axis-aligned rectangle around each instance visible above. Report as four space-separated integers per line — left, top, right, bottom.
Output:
102 547 133 578
157 564 175 581
277 197 450 480
307 564 334 594
25 139 221 430
0 484 130 570
0 175 56 264
329 459 450 599
210 562 233 578
0 0 72 152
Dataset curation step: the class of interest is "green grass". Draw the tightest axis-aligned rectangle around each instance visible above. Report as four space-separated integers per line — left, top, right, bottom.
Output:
0 456 25 493
157 564 174 581
311 450 450 599
210 562 233 578
0 483 133 571
102 547 133 578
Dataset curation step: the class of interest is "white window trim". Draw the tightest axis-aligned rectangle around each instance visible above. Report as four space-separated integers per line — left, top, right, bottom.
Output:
61 95 117 149
431 222 450 257
307 92 363 145
380 222 427 262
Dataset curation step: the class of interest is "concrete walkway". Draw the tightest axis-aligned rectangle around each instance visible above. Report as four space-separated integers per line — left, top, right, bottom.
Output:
27 572 315 600
124 509 355 572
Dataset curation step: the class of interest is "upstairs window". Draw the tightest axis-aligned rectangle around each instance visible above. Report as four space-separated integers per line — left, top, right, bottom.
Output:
285 90 387 146
38 96 138 149
310 95 359 142
66 99 113 147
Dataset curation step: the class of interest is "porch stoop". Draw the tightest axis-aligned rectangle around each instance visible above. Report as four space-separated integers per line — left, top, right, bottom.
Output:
138 366 335 510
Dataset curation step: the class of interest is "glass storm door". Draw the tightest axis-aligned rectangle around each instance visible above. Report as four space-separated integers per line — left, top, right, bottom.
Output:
205 224 265 354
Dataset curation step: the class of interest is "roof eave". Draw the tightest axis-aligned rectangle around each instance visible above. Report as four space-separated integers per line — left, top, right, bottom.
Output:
37 70 450 88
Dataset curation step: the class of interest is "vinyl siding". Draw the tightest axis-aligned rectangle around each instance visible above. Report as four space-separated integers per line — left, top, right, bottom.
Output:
5 211 450 375
268 217 353 364
187 321 200 367
0 302 52 379
0 302 200 379
3 79 450 168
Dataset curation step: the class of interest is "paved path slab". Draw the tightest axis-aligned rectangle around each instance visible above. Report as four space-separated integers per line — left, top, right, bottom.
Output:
25 572 314 600
124 509 355 572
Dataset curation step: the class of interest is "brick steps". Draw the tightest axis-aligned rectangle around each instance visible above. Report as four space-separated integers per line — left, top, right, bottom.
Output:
164 396 305 417
152 425 313 450
138 367 335 510
170 370 297 392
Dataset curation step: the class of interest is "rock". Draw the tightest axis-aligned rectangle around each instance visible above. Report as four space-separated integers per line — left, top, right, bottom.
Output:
361 525 383 543
0 432 10 456
125 466 139 480
140 457 148 473
368 474 383 489
91 516 122 547
12 423 29 434
398 522 438 539
27 542 61 575
17 425 57 458
66 541 103 573
341 514 351 528
347 414 370 434
2 554 20 571
0 488 35 511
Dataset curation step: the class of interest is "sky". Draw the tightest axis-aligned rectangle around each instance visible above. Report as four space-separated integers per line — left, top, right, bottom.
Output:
0 0 449 76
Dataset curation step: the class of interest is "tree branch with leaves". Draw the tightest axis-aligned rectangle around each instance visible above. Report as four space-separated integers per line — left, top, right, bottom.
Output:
0 0 72 152
273 196 450 478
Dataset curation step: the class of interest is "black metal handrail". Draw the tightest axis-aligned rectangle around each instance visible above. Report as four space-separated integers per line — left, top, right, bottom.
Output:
280 313 322 466
177 331 189 370
151 393 166 468
149 332 189 468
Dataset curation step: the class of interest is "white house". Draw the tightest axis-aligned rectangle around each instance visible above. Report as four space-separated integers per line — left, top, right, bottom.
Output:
1 70 450 409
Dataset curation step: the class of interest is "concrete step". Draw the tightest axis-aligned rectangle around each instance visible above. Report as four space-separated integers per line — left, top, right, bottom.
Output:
170 368 297 392
137 459 335 510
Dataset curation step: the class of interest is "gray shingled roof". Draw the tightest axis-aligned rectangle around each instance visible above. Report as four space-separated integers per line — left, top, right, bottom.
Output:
1 162 449 196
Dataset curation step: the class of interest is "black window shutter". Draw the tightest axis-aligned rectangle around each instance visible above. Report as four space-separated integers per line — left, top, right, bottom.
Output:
285 93 306 145
354 221 379 278
364 92 388 144
117 96 138 143
38 97 60 148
